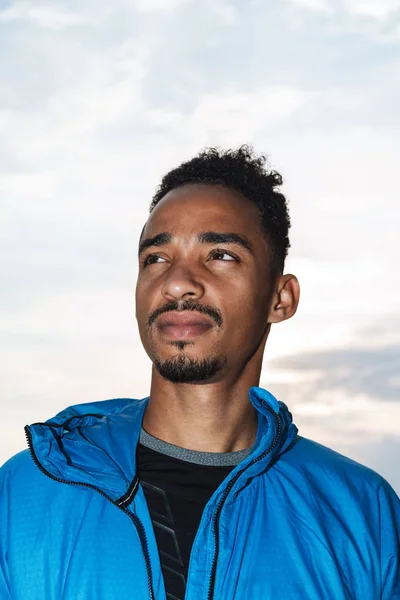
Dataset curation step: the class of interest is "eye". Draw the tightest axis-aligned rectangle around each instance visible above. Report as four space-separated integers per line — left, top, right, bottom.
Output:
208 249 238 262
142 254 167 267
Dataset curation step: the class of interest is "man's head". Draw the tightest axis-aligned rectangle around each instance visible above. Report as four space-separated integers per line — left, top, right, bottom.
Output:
135 146 299 385
150 145 290 277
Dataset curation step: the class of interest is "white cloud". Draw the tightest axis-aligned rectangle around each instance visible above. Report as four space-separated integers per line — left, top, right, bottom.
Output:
1 37 151 161
208 0 239 25
289 256 397 317
146 86 313 149
295 390 400 437
342 0 400 20
0 2 92 28
286 0 400 19
267 375 400 444
129 0 191 12
0 289 132 336
0 171 57 198
193 86 310 126
284 0 333 13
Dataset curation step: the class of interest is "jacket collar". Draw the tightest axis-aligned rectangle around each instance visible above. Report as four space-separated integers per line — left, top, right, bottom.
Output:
26 387 298 502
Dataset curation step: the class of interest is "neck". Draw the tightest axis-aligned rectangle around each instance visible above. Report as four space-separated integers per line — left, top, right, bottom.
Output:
142 363 262 453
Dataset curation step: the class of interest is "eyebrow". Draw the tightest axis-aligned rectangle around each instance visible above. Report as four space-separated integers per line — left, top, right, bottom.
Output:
198 231 253 253
138 232 172 256
138 231 253 256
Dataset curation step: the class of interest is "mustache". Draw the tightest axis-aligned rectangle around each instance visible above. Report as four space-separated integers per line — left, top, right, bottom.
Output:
147 300 223 328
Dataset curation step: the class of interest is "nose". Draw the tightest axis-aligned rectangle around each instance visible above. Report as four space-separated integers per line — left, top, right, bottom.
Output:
161 262 205 302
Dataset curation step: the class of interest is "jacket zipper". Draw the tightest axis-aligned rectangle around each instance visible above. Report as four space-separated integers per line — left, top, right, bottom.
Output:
24 426 155 600
206 402 282 600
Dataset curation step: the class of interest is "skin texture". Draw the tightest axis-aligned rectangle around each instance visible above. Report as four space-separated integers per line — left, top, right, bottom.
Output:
135 184 300 452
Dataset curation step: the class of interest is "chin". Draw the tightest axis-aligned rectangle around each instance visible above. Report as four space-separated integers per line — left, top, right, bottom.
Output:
153 352 227 384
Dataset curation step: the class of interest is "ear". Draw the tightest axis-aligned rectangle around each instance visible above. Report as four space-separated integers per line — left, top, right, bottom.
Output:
268 274 300 324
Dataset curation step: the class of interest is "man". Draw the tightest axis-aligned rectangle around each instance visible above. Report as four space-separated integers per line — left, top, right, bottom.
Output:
0 146 399 600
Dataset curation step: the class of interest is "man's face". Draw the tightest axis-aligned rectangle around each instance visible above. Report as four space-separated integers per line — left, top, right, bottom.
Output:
135 184 276 384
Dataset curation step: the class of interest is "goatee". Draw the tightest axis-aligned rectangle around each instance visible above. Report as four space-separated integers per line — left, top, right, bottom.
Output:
153 353 226 384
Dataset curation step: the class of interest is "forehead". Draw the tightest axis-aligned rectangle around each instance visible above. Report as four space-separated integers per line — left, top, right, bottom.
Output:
144 184 263 238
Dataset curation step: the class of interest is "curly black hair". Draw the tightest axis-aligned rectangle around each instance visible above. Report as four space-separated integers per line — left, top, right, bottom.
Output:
150 145 291 276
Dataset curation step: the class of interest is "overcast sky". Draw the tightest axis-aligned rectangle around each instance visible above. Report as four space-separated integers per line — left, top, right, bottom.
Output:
1 0 399 492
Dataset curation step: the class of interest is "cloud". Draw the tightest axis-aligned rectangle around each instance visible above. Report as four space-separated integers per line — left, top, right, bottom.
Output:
284 0 333 13
208 0 238 25
342 0 400 20
0 37 152 162
0 2 92 28
285 0 400 20
0 170 57 197
271 340 400 403
144 86 313 152
129 0 191 12
192 86 310 128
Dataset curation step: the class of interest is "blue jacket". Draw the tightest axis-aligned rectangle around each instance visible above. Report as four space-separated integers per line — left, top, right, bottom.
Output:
0 387 399 599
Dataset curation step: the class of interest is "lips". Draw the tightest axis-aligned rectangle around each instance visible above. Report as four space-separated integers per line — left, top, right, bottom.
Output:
155 311 213 339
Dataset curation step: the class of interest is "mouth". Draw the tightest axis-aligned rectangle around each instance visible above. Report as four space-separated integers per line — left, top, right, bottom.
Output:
155 311 214 340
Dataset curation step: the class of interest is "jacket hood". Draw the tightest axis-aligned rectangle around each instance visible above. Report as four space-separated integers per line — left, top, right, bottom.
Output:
26 387 298 502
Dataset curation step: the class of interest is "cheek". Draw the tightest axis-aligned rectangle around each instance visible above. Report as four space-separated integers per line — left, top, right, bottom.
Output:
134 285 142 318
222 291 269 333
136 273 162 302
135 283 150 326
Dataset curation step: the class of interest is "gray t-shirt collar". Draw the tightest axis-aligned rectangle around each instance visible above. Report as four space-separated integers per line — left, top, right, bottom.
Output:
139 427 252 467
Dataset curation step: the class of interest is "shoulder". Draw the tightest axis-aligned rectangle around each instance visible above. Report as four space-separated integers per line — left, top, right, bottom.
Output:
0 451 50 522
44 396 145 424
0 450 44 491
281 435 400 510
289 435 384 483
1 449 36 477
0 397 147 487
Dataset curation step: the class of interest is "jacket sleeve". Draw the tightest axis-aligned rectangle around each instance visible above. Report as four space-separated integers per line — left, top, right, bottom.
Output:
0 461 13 599
379 479 400 599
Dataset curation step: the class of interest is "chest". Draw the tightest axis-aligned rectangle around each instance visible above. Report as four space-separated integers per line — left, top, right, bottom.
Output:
8 478 381 600
186 483 381 600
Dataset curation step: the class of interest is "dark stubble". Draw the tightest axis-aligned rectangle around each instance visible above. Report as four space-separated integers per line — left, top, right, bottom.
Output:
153 352 226 384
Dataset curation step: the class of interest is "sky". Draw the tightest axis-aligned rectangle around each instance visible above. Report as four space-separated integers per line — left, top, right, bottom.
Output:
0 0 399 493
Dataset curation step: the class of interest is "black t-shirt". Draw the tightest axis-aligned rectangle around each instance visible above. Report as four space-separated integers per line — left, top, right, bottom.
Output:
136 430 251 600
